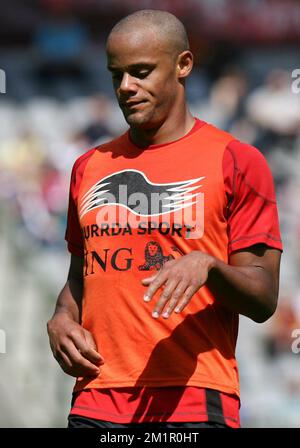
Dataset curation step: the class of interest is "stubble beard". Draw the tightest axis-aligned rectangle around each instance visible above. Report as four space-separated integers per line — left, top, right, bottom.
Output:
123 108 158 130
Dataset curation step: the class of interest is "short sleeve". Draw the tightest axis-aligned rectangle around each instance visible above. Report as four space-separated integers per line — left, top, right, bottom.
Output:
223 140 283 255
65 148 96 257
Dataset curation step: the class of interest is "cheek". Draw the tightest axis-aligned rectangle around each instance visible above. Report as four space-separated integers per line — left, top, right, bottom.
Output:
148 70 177 100
159 77 178 106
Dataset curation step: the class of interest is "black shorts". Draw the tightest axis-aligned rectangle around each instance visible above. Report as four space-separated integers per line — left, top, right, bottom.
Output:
68 415 229 428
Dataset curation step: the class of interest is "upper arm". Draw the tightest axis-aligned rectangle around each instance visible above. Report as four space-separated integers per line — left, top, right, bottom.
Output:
65 150 96 259
223 141 283 319
224 141 283 255
65 161 84 258
229 243 282 300
68 254 84 283
67 255 84 318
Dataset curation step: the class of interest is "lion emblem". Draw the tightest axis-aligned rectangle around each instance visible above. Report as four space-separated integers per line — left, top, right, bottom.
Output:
138 241 175 271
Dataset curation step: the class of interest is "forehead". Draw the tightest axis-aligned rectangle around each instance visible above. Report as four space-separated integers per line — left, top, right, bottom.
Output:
106 29 171 67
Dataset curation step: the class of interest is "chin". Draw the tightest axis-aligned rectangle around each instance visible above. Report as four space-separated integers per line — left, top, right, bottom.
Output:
125 113 151 128
124 109 163 130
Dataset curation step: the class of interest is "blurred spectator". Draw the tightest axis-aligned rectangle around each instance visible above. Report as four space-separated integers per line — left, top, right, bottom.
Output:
246 69 300 155
209 67 248 129
74 94 113 147
33 7 90 98
264 297 300 358
191 67 248 130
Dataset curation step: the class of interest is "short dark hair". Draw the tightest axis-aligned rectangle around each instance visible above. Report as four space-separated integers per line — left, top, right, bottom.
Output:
107 9 190 56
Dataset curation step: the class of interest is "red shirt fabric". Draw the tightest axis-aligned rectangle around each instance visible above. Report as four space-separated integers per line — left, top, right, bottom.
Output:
66 121 282 259
65 119 282 427
70 386 240 427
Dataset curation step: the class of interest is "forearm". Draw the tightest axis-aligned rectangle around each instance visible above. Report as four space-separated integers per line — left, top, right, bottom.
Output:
47 274 103 377
53 278 83 323
51 254 84 323
207 257 278 323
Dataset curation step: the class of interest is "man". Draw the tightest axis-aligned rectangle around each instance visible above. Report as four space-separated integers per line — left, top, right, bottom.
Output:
47 10 282 428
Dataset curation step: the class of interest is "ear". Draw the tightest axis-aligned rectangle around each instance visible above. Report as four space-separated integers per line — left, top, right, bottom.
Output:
177 50 193 79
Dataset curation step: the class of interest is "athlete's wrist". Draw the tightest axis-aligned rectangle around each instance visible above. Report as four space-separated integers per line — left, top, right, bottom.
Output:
52 306 80 324
192 250 217 273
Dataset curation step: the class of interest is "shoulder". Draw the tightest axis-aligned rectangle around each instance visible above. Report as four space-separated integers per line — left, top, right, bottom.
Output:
224 139 271 173
71 133 126 177
197 121 235 146
71 146 97 176
223 139 277 203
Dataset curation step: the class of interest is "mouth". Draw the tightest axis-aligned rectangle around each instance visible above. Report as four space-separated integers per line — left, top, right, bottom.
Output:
120 100 147 109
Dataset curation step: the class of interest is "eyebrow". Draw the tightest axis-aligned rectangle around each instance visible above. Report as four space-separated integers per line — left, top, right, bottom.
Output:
107 63 156 72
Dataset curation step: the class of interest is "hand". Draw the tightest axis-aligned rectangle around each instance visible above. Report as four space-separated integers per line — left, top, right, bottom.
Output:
47 312 104 377
141 251 215 319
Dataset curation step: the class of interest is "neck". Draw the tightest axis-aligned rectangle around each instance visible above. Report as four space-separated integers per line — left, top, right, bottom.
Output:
129 103 195 148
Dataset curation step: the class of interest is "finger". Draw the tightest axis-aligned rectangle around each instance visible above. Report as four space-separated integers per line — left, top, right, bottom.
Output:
57 351 73 371
152 279 179 318
57 352 91 378
143 270 168 302
60 341 101 376
83 330 105 364
141 274 158 286
71 330 104 366
56 349 99 378
161 282 189 319
174 286 196 314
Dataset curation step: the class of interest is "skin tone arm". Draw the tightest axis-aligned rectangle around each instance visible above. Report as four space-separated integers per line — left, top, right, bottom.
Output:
47 255 104 377
142 244 281 323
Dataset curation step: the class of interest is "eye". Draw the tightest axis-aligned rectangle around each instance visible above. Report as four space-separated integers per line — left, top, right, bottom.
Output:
111 71 122 81
131 69 151 79
137 71 150 79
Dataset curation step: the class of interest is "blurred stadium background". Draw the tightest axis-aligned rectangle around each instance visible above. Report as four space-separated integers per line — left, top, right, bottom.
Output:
0 0 300 428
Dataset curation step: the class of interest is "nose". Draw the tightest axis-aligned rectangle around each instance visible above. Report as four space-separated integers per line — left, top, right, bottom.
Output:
119 72 137 94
